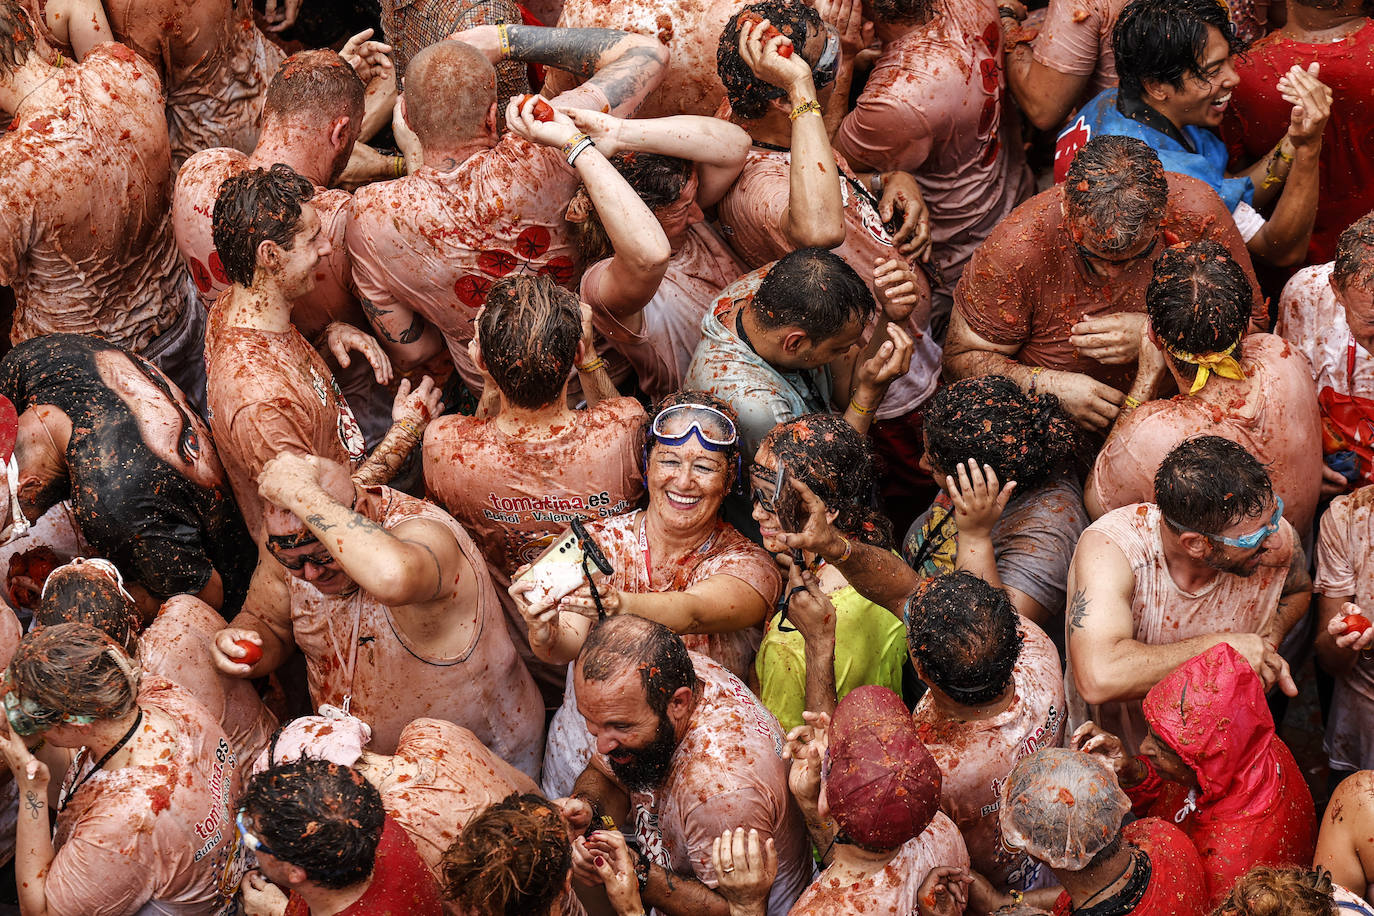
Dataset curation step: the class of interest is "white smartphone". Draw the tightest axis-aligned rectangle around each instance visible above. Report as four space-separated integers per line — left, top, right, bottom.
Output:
514 529 588 605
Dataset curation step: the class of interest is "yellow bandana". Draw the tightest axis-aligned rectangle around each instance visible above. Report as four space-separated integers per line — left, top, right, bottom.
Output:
1164 339 1246 395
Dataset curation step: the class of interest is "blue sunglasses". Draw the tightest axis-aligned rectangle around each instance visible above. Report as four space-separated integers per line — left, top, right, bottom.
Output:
1165 496 1284 549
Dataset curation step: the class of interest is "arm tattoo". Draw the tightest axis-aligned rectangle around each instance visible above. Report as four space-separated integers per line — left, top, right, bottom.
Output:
1068 588 1089 631
345 514 386 534
401 537 447 602
505 26 625 77
587 46 667 110
361 298 424 345
305 513 336 532
24 791 43 820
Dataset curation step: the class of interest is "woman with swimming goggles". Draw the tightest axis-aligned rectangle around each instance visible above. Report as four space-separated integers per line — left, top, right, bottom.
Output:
512 392 784 795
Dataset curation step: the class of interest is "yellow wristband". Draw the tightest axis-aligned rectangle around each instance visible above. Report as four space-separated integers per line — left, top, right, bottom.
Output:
835 535 853 563
1276 144 1294 164
848 398 875 416
497 23 511 59
577 356 607 373
393 155 406 179
789 99 822 120
1123 395 1141 409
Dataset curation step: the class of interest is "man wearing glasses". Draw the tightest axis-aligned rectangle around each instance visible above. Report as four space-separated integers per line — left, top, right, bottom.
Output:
1056 0 1331 268
945 135 1266 434
1065 436 1310 753
210 452 545 780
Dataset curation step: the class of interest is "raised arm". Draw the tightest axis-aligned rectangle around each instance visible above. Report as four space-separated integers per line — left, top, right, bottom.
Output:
739 17 845 249
1242 65 1329 268
509 100 671 323
353 376 443 486
566 110 753 207
257 452 460 606
452 24 668 117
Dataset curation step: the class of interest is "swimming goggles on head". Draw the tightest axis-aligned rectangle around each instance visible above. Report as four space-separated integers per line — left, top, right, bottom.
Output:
650 404 739 452
1163 496 1283 550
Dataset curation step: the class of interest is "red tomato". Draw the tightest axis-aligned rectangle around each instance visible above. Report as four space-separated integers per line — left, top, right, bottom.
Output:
1342 613 1372 636
517 94 555 122
234 639 264 665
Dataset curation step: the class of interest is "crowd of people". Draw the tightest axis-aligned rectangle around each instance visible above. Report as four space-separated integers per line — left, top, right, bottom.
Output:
1 0 1373 911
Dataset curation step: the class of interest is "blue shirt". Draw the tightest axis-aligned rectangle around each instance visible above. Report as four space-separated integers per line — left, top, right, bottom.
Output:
1056 88 1254 211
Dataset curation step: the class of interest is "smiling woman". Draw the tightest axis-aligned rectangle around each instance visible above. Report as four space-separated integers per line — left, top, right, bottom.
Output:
510 390 783 794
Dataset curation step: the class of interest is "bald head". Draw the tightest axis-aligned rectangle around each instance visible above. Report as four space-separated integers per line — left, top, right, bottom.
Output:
404 41 497 149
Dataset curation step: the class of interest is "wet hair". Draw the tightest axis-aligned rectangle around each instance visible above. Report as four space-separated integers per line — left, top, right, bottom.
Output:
1113 0 1244 102
750 248 875 340
905 572 1023 705
211 164 316 287
1083 833 1124 872
1334 210 1374 291
718 0 824 119
760 414 893 548
240 758 385 890
578 616 698 716
7 622 140 723
34 564 139 655
1146 241 1250 363
643 390 742 490
1063 137 1170 255
1155 435 1273 535
569 152 694 263
479 275 582 409
439 793 571 916
0 1 36 80
1210 867 1338 916
264 50 365 127
867 0 936 25
922 376 1076 491
404 40 496 148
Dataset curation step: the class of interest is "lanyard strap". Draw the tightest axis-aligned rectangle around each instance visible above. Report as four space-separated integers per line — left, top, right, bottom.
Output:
61 707 144 812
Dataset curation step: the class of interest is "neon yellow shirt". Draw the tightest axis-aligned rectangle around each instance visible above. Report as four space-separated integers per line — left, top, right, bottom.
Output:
755 582 907 730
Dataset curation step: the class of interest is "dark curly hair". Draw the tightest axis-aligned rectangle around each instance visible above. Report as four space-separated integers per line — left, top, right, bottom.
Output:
239 758 385 890
1147 240 1250 375
905 572 1024 706
211 164 316 287
718 0 824 120
440 793 572 916
922 376 1077 491
759 414 892 548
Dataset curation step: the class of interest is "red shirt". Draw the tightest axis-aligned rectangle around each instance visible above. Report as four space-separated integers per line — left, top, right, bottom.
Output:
1052 818 1208 916
1222 21 1374 264
285 816 444 915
